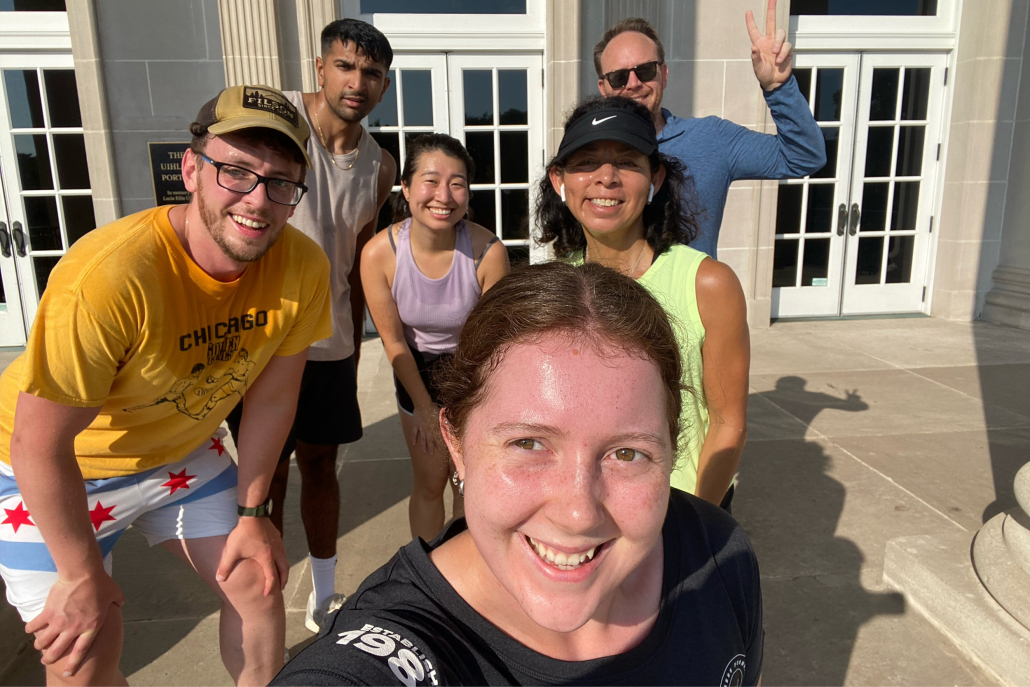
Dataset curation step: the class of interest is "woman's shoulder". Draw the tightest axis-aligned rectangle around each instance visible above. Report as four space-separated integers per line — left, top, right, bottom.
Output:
362 224 400 262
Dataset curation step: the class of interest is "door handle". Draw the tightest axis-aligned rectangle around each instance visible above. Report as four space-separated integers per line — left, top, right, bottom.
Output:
848 203 861 236
11 221 27 257
0 222 10 258
836 204 848 236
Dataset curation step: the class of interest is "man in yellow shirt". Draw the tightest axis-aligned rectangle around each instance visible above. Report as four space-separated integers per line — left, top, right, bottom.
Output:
0 85 332 686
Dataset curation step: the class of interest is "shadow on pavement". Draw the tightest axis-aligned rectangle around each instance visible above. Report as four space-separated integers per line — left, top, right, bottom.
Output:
736 376 905 686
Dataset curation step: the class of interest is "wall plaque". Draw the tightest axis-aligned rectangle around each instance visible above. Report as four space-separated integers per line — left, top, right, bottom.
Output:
149 142 191 206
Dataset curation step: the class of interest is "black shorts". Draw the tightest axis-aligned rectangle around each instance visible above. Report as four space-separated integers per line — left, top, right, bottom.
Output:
225 356 363 463
394 347 452 415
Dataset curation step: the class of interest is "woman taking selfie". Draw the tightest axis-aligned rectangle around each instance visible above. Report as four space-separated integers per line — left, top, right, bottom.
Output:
361 134 509 542
272 262 763 686
538 96 750 510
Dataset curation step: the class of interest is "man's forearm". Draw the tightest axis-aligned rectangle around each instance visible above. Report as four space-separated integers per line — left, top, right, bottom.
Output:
694 424 746 505
11 439 106 576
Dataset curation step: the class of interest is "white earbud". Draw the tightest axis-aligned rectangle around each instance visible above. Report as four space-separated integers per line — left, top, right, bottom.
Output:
648 183 655 203
560 183 566 202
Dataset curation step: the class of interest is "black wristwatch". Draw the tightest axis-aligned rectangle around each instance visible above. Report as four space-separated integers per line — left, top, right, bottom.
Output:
238 497 273 518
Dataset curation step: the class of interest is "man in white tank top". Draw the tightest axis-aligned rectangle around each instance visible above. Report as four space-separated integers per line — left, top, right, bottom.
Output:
225 19 396 635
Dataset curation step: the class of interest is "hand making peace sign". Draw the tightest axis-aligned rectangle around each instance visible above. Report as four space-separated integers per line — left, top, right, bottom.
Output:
746 0 793 92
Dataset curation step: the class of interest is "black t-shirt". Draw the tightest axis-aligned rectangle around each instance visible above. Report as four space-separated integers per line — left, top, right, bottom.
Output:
272 490 763 686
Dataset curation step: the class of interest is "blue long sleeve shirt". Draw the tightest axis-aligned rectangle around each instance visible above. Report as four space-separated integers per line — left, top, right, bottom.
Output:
658 75 826 259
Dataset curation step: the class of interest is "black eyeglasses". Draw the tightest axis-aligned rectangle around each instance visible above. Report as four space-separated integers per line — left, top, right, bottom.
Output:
602 61 662 90
198 154 308 206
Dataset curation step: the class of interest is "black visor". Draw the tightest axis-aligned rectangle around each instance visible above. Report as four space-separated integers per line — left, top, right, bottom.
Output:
556 107 658 163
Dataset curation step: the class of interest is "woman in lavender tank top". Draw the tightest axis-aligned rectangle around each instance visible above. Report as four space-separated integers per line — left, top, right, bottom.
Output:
361 134 510 542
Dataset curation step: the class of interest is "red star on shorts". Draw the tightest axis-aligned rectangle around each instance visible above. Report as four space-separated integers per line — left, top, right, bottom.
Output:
162 468 196 495
210 437 226 456
2 502 34 533
88 501 117 532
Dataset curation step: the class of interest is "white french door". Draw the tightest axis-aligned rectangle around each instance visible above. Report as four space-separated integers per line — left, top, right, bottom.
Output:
0 52 96 346
772 52 948 318
365 52 544 262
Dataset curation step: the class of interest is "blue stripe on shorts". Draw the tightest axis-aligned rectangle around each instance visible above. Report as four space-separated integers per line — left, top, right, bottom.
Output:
0 530 125 572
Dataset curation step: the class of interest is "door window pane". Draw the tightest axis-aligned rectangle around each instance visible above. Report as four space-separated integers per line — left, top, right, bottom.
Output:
776 185 803 234
864 127 894 177
815 69 843 121
4 70 45 128
791 0 936 16
468 189 495 231
498 70 527 125
33 256 61 298
805 184 834 233
885 235 915 283
890 182 920 232
463 70 493 125
855 237 884 284
370 132 400 183
773 239 799 287
794 68 813 106
869 68 900 120
812 127 839 179
368 70 398 127
24 196 62 251
464 132 495 184
62 195 97 245
401 71 433 126
499 131 527 183
896 126 925 177
501 189 529 240
1 0 66 9
901 68 931 120
15 134 53 190
361 0 525 12
44 70 82 128
860 183 889 232
53 134 90 189
802 238 831 286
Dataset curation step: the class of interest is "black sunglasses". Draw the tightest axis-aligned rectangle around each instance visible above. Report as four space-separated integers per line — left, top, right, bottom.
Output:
197 154 308 206
602 61 662 90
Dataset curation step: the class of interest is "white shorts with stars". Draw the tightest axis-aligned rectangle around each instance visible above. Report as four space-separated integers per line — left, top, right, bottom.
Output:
0 429 238 622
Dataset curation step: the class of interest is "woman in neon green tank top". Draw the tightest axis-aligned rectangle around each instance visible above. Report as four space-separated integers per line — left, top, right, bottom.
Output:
536 96 750 510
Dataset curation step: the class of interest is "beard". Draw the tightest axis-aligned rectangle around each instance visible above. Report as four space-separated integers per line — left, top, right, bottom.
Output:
324 89 373 123
196 177 281 264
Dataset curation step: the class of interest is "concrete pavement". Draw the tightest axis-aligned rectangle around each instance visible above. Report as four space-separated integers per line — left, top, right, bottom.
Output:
2 317 1028 685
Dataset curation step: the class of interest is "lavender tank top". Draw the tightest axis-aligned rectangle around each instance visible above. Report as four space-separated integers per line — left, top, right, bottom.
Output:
391 218 482 355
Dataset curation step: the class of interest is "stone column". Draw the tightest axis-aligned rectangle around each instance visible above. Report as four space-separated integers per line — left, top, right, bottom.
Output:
66 0 121 224
218 0 282 88
296 0 338 93
972 462 1030 631
982 2 1030 331
545 0 582 157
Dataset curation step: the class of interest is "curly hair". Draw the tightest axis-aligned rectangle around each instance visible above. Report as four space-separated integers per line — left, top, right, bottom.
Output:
535 96 702 259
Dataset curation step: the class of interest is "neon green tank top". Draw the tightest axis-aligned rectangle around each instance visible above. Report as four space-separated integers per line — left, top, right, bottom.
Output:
566 244 709 494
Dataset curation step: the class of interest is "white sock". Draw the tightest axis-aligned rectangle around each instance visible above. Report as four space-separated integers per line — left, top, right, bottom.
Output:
309 554 338 608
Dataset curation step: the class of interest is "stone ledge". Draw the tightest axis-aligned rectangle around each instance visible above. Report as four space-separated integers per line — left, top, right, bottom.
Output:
883 532 1030 686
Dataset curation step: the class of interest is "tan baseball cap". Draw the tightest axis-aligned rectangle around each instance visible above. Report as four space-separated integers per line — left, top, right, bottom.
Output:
192 85 312 168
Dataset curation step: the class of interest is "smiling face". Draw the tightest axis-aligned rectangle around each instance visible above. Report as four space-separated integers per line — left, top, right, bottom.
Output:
598 31 668 119
550 140 662 243
183 132 301 271
402 150 470 231
446 334 672 633
317 39 391 123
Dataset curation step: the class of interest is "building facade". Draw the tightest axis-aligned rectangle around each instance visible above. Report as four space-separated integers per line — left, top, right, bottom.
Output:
0 0 1028 348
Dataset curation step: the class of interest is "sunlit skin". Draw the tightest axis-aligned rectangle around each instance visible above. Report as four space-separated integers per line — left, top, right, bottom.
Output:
433 336 672 660
549 140 665 276
178 133 301 281
597 31 669 129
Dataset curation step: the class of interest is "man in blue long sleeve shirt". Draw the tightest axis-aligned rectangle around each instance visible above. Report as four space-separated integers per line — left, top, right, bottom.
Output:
595 2 826 258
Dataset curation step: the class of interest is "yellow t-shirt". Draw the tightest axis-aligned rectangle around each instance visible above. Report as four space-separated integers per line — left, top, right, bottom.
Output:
0 206 332 479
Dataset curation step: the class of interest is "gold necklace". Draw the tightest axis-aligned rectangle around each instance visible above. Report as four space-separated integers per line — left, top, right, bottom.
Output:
315 98 359 171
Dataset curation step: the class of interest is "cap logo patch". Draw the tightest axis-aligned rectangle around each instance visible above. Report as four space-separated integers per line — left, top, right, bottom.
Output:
592 115 617 125
241 86 299 127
